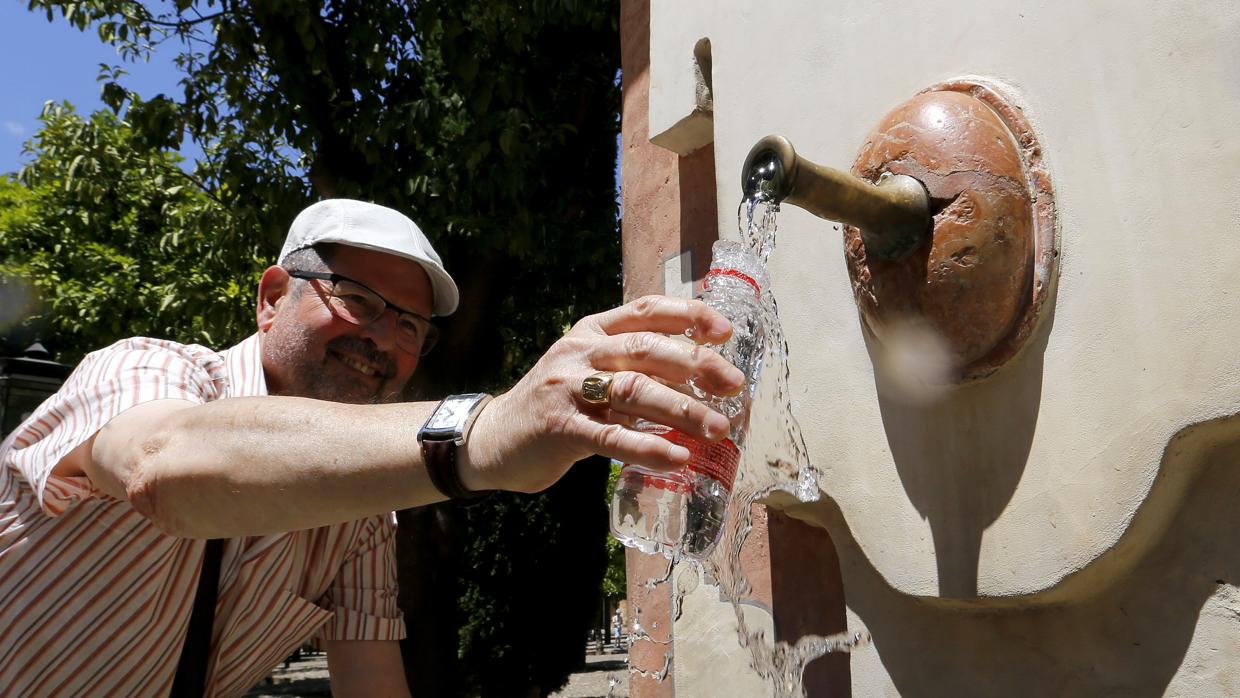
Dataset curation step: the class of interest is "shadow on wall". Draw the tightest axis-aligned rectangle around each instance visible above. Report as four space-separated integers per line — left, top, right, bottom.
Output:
866 297 1054 598
768 413 1240 697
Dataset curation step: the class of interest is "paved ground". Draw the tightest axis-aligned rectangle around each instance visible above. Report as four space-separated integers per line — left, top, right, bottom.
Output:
550 654 630 698
244 651 331 697
244 650 630 697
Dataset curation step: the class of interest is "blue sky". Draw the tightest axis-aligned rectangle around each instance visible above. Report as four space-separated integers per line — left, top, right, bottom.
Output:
0 2 193 175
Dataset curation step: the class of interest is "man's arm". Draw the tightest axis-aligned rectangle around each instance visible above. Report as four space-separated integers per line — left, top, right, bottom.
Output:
58 396 442 537
324 640 411 698
54 295 746 538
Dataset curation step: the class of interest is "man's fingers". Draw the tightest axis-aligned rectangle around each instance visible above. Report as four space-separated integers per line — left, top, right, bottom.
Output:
591 295 733 344
589 332 745 397
596 371 732 442
606 409 639 429
587 421 692 472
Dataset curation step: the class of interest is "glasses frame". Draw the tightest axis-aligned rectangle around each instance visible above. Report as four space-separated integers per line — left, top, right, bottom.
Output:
285 269 439 356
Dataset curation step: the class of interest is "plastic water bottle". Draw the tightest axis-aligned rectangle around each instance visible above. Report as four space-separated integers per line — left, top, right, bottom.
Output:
610 240 768 560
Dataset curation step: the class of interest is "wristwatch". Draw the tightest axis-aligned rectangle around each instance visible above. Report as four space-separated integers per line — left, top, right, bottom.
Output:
418 393 494 500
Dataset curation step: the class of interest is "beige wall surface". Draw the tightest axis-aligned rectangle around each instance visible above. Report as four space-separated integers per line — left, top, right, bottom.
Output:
643 0 1240 694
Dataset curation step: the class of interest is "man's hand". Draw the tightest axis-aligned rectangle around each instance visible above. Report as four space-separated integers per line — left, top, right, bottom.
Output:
461 295 744 493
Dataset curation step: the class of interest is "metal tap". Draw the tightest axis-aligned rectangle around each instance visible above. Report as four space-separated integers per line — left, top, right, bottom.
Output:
741 135 931 260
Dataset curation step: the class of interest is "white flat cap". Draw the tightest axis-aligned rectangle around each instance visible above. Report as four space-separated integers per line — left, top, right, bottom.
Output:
279 199 459 316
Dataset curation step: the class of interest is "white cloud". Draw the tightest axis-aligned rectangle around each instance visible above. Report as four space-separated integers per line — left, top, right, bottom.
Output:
5 121 25 137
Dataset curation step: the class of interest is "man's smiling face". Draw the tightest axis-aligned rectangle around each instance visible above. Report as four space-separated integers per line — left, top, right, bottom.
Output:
260 243 434 404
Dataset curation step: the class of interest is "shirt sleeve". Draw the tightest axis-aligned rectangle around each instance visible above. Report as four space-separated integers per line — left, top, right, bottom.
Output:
313 512 407 643
1 338 225 516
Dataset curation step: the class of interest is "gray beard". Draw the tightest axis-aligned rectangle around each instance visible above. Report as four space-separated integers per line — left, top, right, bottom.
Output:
264 321 407 404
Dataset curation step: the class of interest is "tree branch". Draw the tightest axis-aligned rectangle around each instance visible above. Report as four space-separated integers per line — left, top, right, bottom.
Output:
167 164 224 206
135 11 225 29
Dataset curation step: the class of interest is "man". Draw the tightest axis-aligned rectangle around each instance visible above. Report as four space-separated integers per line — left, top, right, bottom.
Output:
612 609 624 645
0 199 743 696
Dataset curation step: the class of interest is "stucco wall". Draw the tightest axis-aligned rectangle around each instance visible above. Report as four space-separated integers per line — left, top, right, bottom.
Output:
635 0 1240 694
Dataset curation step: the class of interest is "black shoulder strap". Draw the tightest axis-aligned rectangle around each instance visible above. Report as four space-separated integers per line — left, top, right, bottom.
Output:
170 538 225 698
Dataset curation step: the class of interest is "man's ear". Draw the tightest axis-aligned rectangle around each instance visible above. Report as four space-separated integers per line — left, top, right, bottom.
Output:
257 266 292 332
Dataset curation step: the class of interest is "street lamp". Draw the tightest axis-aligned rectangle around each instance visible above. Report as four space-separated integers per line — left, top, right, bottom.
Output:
0 343 72 437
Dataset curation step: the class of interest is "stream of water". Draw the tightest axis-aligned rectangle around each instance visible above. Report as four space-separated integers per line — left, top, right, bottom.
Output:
610 194 870 698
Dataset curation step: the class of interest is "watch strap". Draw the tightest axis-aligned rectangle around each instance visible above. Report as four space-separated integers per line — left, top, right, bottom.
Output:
422 438 491 501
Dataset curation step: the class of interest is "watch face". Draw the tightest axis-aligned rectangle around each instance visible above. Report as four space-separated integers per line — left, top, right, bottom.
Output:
423 393 489 440
427 397 475 432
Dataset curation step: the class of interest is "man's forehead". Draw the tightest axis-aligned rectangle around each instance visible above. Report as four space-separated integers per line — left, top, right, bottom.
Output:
324 244 435 314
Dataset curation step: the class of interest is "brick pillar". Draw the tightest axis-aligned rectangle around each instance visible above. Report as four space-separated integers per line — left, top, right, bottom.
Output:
620 1 680 695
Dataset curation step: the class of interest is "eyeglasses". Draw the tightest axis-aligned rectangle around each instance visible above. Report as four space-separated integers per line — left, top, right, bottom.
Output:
286 270 440 356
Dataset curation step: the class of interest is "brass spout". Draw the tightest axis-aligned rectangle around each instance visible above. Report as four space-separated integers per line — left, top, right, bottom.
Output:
742 135 931 260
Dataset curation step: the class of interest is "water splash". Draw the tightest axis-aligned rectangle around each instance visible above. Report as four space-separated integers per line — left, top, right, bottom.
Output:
621 560 676 688
643 557 676 590
699 485 870 698
672 564 699 622
625 192 867 696
705 193 872 697
628 651 674 683
630 481 869 696
735 192 822 504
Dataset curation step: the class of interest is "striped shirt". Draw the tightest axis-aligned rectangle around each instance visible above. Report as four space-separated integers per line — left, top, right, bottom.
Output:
0 334 405 697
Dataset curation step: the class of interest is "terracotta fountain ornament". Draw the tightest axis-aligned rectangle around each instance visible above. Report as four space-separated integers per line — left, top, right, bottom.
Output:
742 78 1058 382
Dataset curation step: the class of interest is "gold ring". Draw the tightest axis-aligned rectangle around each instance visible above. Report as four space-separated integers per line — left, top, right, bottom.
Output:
581 371 615 405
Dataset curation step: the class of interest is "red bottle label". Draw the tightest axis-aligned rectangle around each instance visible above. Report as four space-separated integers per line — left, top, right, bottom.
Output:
661 428 740 492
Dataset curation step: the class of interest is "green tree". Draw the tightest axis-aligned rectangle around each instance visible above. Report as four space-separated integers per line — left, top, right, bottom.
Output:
17 2 622 695
0 103 259 361
602 461 627 604
24 1 621 394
